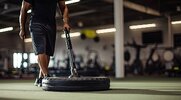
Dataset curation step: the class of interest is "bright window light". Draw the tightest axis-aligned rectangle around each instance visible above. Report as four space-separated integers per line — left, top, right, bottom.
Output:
96 28 116 34
129 23 156 29
13 53 22 68
65 0 80 4
23 62 28 68
13 53 17 68
49 57 54 67
171 21 181 25
23 53 28 59
61 32 80 38
24 38 32 43
29 53 38 64
0 27 13 33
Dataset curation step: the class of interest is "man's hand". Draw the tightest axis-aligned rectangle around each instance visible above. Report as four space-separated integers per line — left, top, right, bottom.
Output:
19 30 26 40
19 1 31 40
58 1 70 31
63 23 70 31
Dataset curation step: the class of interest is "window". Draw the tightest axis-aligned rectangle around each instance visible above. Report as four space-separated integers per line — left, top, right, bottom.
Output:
13 53 22 68
13 53 37 68
142 30 163 44
29 53 38 64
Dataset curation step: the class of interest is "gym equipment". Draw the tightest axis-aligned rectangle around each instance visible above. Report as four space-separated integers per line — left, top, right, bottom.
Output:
124 49 132 75
42 29 110 91
80 29 100 42
163 49 181 77
163 50 174 62
145 44 164 75
125 39 146 75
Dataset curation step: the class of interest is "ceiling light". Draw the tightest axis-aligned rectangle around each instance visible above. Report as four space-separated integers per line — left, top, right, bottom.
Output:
177 6 181 12
0 27 13 33
24 38 32 43
171 21 181 25
61 28 116 38
129 23 156 29
4 4 8 10
96 28 116 34
65 0 80 4
26 0 80 14
61 32 80 38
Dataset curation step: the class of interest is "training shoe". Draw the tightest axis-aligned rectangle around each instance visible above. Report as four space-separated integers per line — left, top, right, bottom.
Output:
34 77 43 87
44 74 50 79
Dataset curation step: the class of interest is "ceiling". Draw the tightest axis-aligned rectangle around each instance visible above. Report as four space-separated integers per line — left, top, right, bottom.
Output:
0 0 181 31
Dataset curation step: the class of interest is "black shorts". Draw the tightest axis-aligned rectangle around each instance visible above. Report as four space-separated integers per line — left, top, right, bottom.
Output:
30 23 56 56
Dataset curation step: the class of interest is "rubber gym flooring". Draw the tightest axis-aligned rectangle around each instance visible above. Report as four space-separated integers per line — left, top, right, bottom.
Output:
0 77 181 100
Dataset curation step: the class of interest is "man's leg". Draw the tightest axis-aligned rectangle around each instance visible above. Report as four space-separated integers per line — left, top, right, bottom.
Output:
38 69 43 78
34 54 50 87
37 53 49 76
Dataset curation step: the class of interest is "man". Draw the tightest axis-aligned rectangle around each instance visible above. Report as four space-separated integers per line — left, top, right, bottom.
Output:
19 0 70 87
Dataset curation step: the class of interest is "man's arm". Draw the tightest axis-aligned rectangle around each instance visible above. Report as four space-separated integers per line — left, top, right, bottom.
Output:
19 1 31 39
58 0 70 30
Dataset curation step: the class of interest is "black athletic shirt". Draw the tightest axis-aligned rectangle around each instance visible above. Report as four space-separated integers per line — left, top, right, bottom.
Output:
24 0 62 25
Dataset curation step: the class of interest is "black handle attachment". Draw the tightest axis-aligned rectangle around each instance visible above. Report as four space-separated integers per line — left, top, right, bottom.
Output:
64 28 79 78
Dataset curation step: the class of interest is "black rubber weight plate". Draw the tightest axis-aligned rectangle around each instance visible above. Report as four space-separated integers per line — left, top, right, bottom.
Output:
42 77 110 91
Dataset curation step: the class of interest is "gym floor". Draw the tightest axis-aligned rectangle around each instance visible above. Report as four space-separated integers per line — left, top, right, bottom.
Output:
0 77 181 100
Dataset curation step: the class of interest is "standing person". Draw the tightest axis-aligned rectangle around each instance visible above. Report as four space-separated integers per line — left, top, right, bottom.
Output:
19 0 70 87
